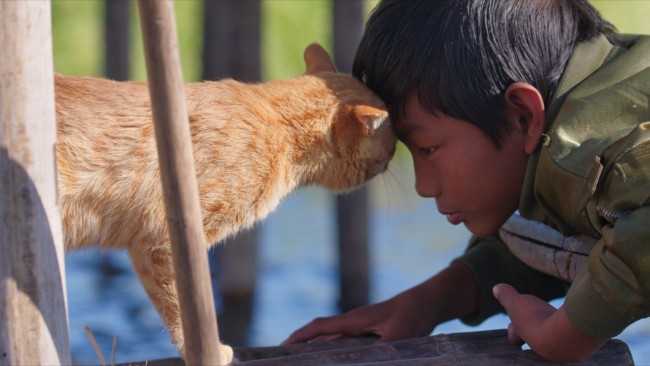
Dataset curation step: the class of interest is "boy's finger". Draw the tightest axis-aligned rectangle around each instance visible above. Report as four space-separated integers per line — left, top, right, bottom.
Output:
282 316 347 345
492 283 520 311
507 322 525 347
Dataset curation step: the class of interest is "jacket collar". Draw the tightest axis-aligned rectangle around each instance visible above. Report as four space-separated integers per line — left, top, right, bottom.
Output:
519 34 615 222
544 35 614 130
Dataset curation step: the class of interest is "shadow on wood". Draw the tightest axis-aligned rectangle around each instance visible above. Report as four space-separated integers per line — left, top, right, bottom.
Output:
119 329 634 365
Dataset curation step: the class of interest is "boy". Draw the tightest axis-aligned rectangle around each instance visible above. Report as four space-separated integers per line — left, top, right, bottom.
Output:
284 0 650 362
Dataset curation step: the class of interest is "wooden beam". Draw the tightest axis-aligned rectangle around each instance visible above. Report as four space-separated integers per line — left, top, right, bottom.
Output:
136 1 222 364
120 330 634 366
0 0 71 364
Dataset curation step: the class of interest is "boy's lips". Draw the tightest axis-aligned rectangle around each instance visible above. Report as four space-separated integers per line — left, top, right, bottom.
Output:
445 212 464 225
438 206 464 225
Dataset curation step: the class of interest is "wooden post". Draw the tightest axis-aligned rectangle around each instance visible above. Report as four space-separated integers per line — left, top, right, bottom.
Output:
0 1 72 365
203 0 261 347
333 0 370 312
105 0 131 81
203 0 261 82
98 0 133 280
136 1 222 364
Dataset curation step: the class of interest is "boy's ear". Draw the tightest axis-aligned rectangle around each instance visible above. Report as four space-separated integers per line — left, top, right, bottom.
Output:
504 83 546 154
304 43 337 75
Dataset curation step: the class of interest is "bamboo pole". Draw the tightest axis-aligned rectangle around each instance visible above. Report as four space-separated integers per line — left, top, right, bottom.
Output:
136 1 222 365
0 1 71 365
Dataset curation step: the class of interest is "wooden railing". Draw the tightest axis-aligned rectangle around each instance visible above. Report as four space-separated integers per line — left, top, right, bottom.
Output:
0 1 71 364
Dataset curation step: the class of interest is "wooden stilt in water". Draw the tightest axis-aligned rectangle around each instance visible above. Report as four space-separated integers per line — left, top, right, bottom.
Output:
202 0 262 347
333 0 371 312
105 0 131 81
99 0 133 280
137 0 222 364
0 1 71 364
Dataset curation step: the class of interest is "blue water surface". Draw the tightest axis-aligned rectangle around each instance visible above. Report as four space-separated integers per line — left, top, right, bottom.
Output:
66 155 650 365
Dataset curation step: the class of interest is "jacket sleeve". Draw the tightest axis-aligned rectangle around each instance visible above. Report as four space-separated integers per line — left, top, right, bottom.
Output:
564 204 650 339
453 234 569 326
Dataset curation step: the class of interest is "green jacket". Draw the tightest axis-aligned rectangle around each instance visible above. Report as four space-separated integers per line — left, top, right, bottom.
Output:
456 34 650 338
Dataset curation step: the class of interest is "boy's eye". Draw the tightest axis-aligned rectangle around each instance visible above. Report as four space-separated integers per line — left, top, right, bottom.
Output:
418 147 437 156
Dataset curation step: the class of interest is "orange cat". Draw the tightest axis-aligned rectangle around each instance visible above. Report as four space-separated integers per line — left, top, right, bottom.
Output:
55 44 396 363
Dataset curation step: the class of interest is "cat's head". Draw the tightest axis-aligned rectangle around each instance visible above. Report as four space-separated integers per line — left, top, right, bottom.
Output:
302 44 397 192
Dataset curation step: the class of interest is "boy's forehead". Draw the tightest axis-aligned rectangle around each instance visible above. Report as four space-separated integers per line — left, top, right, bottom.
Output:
394 116 425 135
394 95 437 136
399 94 439 122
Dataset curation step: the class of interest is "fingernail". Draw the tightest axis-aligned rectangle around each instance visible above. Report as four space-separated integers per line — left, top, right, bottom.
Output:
492 285 500 298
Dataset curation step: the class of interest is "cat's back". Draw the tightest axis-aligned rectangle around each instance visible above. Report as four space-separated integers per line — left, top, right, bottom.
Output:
55 74 151 130
55 74 158 177
55 74 165 249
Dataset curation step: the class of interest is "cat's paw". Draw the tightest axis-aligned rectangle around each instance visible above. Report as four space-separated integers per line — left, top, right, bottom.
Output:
176 340 235 365
218 342 236 365
185 342 235 365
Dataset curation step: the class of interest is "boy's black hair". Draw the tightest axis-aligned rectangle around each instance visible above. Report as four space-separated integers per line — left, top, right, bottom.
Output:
353 0 617 147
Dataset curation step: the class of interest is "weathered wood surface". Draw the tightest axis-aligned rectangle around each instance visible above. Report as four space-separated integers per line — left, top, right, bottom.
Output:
137 0 222 364
119 330 634 365
0 1 71 364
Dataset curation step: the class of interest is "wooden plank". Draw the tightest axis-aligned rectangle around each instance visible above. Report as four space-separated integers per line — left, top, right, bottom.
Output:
136 0 222 364
119 330 634 366
236 336 379 361
235 331 502 365
233 330 633 365
0 1 71 364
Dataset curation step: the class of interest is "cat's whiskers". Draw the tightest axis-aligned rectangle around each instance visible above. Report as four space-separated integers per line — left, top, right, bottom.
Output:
368 161 406 211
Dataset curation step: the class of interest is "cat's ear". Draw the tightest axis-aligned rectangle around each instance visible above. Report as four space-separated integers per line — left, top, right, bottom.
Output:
354 105 389 136
304 43 338 75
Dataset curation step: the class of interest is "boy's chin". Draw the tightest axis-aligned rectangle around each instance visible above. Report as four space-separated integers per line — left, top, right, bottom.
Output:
464 219 506 237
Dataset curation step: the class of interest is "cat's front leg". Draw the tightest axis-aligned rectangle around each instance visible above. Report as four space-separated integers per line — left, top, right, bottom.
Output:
128 243 234 364
128 244 184 348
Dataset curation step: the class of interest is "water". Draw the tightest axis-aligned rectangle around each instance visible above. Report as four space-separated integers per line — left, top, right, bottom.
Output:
66 154 650 364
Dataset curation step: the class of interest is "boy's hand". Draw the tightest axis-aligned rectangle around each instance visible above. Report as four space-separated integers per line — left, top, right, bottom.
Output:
493 283 608 363
283 262 477 345
282 290 434 345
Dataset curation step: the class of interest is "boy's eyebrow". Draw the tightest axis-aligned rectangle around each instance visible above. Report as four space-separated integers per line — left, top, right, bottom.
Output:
394 120 420 139
395 126 421 145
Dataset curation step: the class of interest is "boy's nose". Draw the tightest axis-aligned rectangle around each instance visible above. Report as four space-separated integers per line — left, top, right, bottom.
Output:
414 166 441 198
